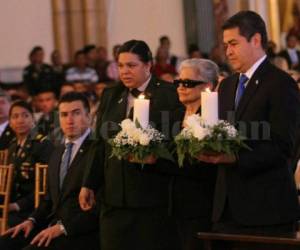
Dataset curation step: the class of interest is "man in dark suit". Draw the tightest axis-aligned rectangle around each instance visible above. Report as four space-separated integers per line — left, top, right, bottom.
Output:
0 89 15 150
199 11 300 239
79 40 181 250
0 92 99 250
279 33 300 70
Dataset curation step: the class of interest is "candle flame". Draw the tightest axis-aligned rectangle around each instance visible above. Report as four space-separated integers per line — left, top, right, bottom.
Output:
138 94 145 99
205 88 211 93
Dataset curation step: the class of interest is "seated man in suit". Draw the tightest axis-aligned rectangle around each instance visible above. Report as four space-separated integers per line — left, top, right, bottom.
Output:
279 33 300 70
0 92 99 250
0 89 15 150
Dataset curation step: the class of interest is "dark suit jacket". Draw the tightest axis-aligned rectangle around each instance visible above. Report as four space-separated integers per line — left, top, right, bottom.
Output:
84 76 182 208
214 59 300 226
0 124 15 150
171 108 217 219
31 134 99 237
278 49 300 70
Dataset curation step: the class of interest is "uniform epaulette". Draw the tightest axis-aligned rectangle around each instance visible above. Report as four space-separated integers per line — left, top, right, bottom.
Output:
35 134 47 142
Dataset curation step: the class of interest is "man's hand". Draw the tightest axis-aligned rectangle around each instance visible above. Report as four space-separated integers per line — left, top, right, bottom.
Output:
2 220 34 238
197 153 236 164
30 225 63 247
8 203 20 212
79 187 95 211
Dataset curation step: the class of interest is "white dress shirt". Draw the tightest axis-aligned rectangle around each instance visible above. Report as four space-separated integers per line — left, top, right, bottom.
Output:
64 128 91 164
126 75 151 116
235 55 267 104
287 48 299 65
0 121 8 137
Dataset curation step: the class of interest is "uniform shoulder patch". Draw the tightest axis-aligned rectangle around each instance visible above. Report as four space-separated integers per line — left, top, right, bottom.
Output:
35 134 47 142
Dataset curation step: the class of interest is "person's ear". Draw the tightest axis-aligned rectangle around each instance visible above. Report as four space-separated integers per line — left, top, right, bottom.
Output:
145 62 152 74
86 112 92 125
251 33 262 48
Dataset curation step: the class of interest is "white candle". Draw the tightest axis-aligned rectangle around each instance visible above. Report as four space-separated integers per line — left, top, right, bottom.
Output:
133 94 150 129
201 88 218 126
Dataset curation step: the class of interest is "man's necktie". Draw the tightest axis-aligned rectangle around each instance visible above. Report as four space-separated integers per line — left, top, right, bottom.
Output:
128 88 142 119
59 142 73 189
235 74 248 109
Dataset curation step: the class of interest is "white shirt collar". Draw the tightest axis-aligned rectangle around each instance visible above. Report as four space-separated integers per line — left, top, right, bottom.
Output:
0 121 8 137
137 75 151 92
243 55 267 81
126 75 151 115
65 127 91 146
64 128 91 163
287 48 297 53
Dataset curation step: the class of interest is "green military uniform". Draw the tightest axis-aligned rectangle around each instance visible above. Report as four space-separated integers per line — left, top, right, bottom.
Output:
23 63 55 96
0 125 15 150
35 109 60 140
7 131 54 227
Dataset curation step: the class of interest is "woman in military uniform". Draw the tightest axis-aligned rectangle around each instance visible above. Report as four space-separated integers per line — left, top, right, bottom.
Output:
6 100 54 227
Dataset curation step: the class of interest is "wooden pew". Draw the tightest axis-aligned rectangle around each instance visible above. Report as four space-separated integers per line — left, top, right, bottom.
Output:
197 231 300 250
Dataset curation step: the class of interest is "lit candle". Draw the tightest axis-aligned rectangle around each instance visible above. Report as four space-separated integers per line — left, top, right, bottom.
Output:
133 94 150 129
201 88 218 126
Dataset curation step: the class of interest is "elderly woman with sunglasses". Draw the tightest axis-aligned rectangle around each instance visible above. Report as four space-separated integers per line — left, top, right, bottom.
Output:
171 58 219 250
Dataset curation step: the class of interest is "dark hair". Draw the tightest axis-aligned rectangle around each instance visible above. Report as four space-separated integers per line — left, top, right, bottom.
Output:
117 40 153 63
29 46 43 58
58 92 90 113
159 36 170 44
34 88 57 97
188 44 200 56
9 100 33 117
222 11 268 50
0 88 11 102
83 44 96 54
74 50 85 59
286 33 298 42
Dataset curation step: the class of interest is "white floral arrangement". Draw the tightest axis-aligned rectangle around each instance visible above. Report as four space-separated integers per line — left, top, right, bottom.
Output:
109 119 173 165
175 114 250 167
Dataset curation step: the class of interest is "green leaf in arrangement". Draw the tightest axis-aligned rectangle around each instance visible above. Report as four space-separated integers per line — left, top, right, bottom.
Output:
174 117 252 166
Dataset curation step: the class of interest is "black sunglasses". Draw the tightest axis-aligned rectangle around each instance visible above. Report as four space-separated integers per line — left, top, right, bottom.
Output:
173 79 207 88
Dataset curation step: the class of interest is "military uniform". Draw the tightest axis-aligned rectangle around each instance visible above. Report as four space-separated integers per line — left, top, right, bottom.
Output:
35 109 60 140
23 63 55 96
7 132 54 226
0 125 15 150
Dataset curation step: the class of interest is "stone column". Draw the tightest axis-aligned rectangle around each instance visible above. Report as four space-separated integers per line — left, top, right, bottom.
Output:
51 0 70 62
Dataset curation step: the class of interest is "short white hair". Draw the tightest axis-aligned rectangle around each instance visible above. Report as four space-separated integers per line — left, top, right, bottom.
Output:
179 58 219 85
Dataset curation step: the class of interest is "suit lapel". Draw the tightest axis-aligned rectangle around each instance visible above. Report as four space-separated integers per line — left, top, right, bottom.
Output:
59 136 92 200
228 74 239 111
112 85 128 122
219 74 238 120
235 59 269 120
145 76 165 128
